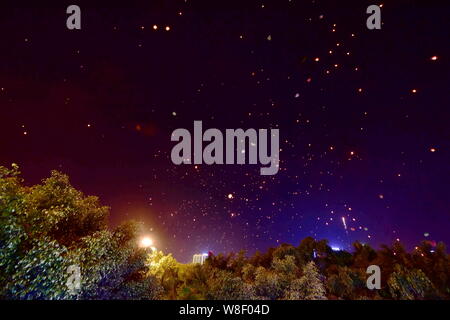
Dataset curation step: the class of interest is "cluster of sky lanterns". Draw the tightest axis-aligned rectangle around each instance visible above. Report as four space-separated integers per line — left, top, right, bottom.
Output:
152 25 170 31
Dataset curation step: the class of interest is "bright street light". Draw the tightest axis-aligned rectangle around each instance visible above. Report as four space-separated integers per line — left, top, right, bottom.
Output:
140 236 153 248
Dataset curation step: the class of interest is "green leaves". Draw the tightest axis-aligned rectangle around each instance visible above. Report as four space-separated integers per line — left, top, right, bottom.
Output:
1 164 449 300
0 165 160 300
6 238 72 300
286 262 327 300
388 265 436 300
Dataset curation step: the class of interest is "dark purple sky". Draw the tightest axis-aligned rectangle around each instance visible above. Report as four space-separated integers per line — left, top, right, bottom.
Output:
0 0 449 262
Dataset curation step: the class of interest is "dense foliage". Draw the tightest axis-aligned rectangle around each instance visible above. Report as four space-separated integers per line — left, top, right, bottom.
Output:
0 164 161 299
147 236 449 300
1 165 449 300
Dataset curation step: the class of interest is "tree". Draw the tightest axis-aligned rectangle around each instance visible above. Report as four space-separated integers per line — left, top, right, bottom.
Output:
3 165 449 300
296 237 316 265
272 244 300 265
226 250 248 273
388 265 436 300
2 237 73 299
352 242 377 268
254 266 284 300
326 266 354 299
21 170 109 246
242 263 256 282
412 241 450 295
271 255 299 293
147 250 181 299
72 227 161 300
0 164 161 300
286 261 327 300
272 255 298 276
177 263 211 299
207 270 256 300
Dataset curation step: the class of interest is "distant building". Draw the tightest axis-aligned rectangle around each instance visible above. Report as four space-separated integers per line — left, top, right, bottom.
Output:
192 253 208 264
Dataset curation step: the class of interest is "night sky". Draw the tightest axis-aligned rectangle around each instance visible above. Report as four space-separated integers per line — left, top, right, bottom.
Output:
1 0 449 262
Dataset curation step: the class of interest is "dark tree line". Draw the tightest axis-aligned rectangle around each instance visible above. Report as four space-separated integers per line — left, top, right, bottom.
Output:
1 164 449 300
149 237 448 300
